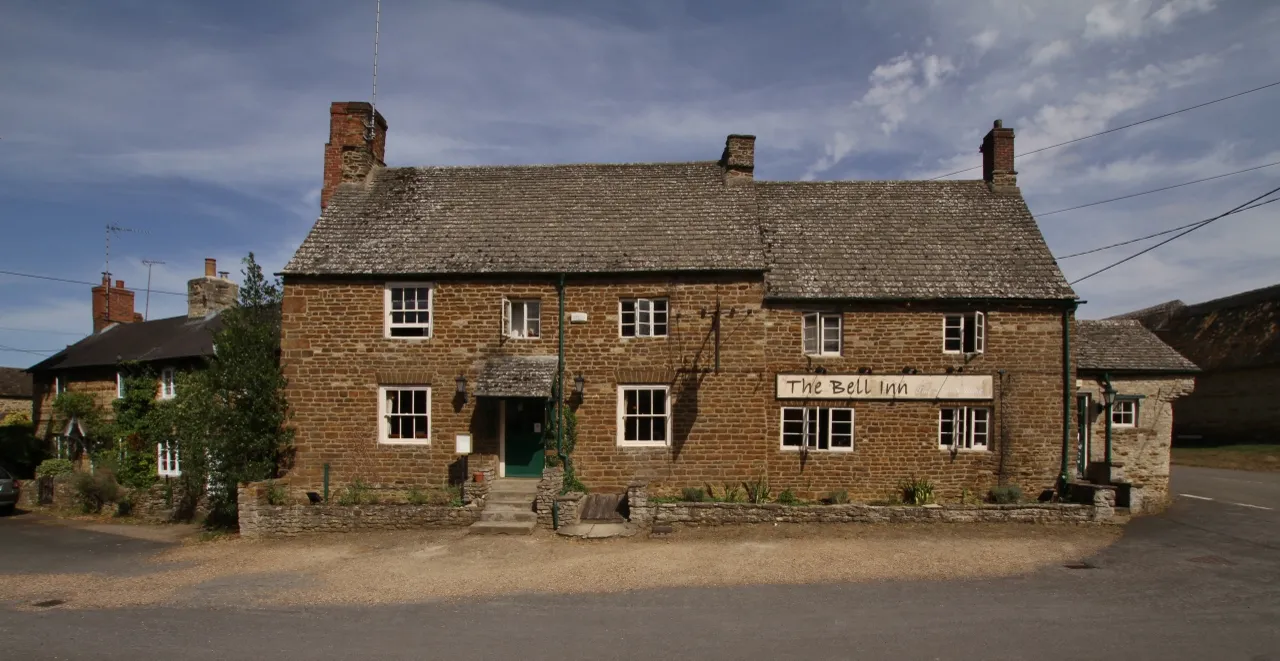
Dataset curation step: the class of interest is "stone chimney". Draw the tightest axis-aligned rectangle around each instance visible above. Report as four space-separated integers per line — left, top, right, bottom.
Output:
91 276 143 333
720 134 756 184
980 119 1017 191
321 101 388 210
187 258 239 319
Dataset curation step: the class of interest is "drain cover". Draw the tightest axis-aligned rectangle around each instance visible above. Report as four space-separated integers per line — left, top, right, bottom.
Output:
32 599 65 608
1188 555 1235 566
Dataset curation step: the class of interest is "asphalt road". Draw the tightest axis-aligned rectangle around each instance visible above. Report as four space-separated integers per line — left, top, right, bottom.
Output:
2 467 1279 660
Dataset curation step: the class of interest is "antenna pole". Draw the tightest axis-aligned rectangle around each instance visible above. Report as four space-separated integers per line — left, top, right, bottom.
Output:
141 259 165 321
104 224 135 328
368 0 381 140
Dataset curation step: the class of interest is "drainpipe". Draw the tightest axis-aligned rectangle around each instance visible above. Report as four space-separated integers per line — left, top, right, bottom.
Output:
1058 303 1075 493
1102 372 1114 481
552 273 566 529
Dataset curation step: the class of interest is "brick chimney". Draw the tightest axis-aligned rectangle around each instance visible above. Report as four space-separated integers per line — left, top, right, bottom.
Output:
91 276 143 333
720 134 756 184
321 101 388 210
187 258 239 319
980 119 1017 191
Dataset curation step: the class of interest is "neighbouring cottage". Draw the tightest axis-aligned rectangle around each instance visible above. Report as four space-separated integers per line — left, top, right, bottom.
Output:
1074 320 1197 513
1114 284 1280 444
27 258 238 474
0 367 33 419
279 101 1083 508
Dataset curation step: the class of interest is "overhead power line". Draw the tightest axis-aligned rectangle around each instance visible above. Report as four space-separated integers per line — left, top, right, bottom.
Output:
0 343 59 355
1038 160 1280 217
0 269 186 296
926 79 1280 181
1068 184 1280 286
0 325 85 336
1056 197 1280 260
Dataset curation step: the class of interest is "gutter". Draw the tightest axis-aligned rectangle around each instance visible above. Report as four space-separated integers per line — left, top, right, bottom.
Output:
1059 302 1077 493
552 273 566 530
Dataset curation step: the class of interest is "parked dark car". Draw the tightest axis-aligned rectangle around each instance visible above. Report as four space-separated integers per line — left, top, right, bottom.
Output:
0 464 19 515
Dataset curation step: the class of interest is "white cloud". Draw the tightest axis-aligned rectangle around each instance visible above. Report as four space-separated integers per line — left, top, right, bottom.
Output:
970 29 999 54
1029 39 1072 67
859 52 956 136
1085 0 1218 41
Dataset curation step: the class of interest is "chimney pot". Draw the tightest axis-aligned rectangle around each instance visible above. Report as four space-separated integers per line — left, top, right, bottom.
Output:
321 101 388 210
720 134 756 184
205 258 216 277
115 280 124 288
981 120 1017 190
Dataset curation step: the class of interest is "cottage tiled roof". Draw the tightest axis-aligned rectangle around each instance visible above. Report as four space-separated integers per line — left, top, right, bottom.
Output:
473 355 559 398
284 162 764 276
1076 320 1199 373
1138 283 1280 370
27 315 221 373
757 180 1076 300
0 367 33 398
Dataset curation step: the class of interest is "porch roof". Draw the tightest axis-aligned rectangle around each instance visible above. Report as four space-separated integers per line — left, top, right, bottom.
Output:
473 355 559 398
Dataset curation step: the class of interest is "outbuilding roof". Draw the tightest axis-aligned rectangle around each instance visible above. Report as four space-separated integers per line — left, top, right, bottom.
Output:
0 367 32 398
1076 319 1199 374
27 315 221 373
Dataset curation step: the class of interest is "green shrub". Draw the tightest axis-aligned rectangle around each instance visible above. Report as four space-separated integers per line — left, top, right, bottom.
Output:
265 481 288 505
743 470 771 504
777 488 800 505
337 478 372 506
899 476 936 506
406 485 430 505
988 485 1023 504
36 458 75 479
680 487 707 502
827 489 850 505
73 471 121 513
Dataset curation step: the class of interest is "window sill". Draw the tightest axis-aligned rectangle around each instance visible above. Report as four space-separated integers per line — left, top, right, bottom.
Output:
385 335 434 341
939 447 989 453
158 472 182 478
780 446 854 453
802 353 842 358
620 336 669 340
379 439 432 446
616 441 670 449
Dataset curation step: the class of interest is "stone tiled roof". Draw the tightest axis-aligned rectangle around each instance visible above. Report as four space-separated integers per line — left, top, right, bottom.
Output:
473 355 559 398
0 367 32 398
757 180 1075 300
1144 283 1280 370
27 315 221 372
1076 320 1199 373
284 163 763 276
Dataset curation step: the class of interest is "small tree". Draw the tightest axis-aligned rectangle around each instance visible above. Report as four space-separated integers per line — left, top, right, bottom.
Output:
104 366 162 490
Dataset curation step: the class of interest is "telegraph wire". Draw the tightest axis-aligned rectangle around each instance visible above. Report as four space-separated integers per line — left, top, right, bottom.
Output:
1068 184 1280 286
1037 160 1280 217
0 269 186 296
0 326 84 336
925 79 1280 181
1056 197 1280 260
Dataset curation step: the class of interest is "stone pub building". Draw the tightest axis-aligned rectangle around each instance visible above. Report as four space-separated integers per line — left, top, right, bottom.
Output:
280 102 1079 504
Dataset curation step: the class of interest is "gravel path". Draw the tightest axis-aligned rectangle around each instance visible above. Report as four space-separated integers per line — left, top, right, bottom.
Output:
0 523 1118 610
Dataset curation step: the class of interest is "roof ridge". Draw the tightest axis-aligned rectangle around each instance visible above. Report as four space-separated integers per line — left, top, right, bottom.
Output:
385 160 721 172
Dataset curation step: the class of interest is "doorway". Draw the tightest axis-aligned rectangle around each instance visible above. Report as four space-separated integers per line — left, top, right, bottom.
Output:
502 398 546 478
1076 393 1092 477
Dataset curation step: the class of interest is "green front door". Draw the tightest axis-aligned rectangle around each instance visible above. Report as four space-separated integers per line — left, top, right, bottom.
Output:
504 398 546 478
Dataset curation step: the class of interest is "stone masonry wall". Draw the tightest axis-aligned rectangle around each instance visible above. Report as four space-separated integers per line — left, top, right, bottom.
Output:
237 483 479 539
636 501 1108 526
282 275 1075 502
1173 366 1280 444
0 396 31 419
1079 375 1195 513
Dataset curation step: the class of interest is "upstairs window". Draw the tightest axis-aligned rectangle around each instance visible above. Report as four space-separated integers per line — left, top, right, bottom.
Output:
379 386 431 444
943 312 985 354
159 368 176 400
502 298 541 339
386 283 434 338
620 298 668 338
1112 399 1138 427
802 312 842 356
54 376 66 395
157 441 181 477
781 407 854 451
116 372 126 399
939 407 990 451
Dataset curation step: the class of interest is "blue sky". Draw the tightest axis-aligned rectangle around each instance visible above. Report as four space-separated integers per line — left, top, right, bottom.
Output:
2 0 1278 367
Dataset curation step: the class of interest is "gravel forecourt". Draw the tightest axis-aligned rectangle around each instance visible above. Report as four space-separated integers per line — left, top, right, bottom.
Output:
0 523 1119 610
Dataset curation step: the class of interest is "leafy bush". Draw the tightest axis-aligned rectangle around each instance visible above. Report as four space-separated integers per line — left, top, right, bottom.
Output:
73 471 121 513
777 488 800 505
706 482 743 503
36 458 75 479
743 469 771 504
406 485 430 505
680 487 707 502
337 478 372 506
988 485 1023 504
265 481 289 505
899 476 936 506
826 489 850 505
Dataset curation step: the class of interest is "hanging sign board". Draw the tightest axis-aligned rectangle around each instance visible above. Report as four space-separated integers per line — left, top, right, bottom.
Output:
455 433 472 455
775 373 992 400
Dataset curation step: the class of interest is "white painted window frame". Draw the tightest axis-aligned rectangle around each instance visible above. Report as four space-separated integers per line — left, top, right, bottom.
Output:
619 298 669 338
780 406 855 452
616 385 671 447
384 282 435 339
502 297 542 339
116 372 125 399
157 440 181 477
54 376 65 395
802 312 842 356
943 312 985 355
159 367 177 400
1112 399 1138 428
378 385 432 445
938 407 990 451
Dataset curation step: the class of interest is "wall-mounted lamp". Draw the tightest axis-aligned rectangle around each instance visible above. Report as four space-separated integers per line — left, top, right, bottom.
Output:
814 366 828 375
902 366 919 375
573 373 586 396
858 366 872 375
455 374 468 403
1103 383 1117 407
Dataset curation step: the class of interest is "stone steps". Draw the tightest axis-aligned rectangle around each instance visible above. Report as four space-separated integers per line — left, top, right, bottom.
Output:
470 479 539 535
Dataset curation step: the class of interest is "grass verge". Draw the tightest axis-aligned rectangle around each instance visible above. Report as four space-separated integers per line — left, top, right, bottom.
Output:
1172 444 1280 472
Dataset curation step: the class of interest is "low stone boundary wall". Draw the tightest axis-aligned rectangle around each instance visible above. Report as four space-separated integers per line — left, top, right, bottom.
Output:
237 484 480 539
632 501 1107 526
